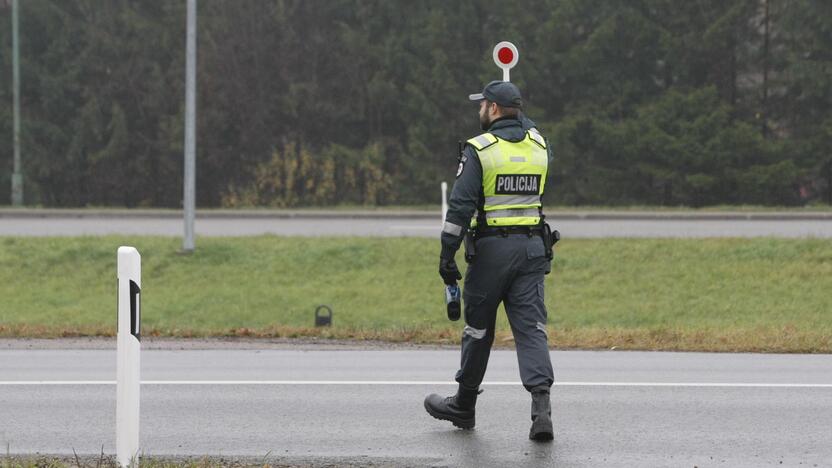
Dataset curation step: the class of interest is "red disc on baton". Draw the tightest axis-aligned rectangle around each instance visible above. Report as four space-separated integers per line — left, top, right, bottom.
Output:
497 47 514 65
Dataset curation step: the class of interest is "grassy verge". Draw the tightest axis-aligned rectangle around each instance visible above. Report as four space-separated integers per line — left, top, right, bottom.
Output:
1 236 830 352
2 204 831 212
0 455 309 468
1 455 413 468
203 204 832 212
544 204 832 212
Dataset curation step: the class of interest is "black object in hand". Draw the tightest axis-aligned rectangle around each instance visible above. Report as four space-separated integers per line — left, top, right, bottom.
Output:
439 258 462 285
445 284 461 321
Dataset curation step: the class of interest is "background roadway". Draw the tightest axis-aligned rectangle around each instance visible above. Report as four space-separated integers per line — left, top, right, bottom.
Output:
1 210 831 237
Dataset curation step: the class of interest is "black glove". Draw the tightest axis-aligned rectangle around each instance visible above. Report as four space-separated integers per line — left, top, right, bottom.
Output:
439 257 462 285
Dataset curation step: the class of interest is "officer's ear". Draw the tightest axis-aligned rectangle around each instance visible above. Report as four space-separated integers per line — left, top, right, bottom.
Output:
488 101 500 117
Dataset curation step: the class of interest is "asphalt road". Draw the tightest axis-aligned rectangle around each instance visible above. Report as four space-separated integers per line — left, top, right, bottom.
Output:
2 215 832 238
3 344 831 467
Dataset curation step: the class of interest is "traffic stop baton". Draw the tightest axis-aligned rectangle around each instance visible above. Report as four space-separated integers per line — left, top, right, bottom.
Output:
493 41 519 82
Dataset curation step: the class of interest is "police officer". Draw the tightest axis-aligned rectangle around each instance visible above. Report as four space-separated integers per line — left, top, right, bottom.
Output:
424 80 555 441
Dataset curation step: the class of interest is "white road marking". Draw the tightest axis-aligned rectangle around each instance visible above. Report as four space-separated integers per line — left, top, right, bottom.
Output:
386 225 438 231
2 380 832 388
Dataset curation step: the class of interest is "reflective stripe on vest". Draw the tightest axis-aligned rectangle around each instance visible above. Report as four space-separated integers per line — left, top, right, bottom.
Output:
468 133 498 151
468 130 548 227
485 208 540 220
484 195 540 207
527 128 547 149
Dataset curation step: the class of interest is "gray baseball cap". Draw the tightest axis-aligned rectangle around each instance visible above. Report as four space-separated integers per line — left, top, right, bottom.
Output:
468 80 523 108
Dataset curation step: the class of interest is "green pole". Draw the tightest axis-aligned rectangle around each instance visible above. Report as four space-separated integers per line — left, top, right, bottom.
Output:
11 0 23 206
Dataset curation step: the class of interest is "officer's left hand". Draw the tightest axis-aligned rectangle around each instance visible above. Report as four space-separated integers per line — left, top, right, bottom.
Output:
439 257 462 285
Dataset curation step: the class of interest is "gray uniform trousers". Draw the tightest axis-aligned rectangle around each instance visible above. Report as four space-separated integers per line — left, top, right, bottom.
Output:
455 233 555 392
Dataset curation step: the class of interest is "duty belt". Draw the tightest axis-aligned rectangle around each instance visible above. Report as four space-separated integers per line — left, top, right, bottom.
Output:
474 226 544 239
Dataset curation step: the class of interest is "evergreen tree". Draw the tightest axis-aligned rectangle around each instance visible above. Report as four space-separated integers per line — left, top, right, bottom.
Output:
0 0 829 207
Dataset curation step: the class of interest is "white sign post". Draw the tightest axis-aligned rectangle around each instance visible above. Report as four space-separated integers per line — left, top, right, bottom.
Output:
441 182 448 228
117 246 141 467
493 41 519 82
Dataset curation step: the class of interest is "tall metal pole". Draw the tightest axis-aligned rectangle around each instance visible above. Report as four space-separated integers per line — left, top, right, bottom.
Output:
183 0 197 252
11 0 23 206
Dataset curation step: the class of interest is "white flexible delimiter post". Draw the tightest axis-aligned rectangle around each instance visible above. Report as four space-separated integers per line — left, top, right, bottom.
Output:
117 246 141 467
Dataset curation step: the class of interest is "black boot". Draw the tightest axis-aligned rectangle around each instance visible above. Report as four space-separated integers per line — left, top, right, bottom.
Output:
529 385 554 441
424 385 479 429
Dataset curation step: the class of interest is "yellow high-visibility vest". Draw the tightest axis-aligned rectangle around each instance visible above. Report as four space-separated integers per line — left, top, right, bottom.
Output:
467 129 548 227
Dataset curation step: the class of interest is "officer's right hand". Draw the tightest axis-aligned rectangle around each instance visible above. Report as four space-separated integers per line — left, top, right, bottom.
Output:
439 257 462 285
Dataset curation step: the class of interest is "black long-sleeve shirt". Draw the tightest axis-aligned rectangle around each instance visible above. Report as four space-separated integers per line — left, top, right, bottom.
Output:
440 115 551 260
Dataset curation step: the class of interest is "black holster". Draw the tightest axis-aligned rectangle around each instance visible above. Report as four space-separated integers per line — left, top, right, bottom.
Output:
541 223 557 261
463 230 477 263
541 223 560 275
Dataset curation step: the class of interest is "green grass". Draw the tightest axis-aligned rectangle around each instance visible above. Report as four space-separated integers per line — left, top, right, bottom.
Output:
1 236 831 352
548 204 832 212
2 204 831 212
0 455 287 468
